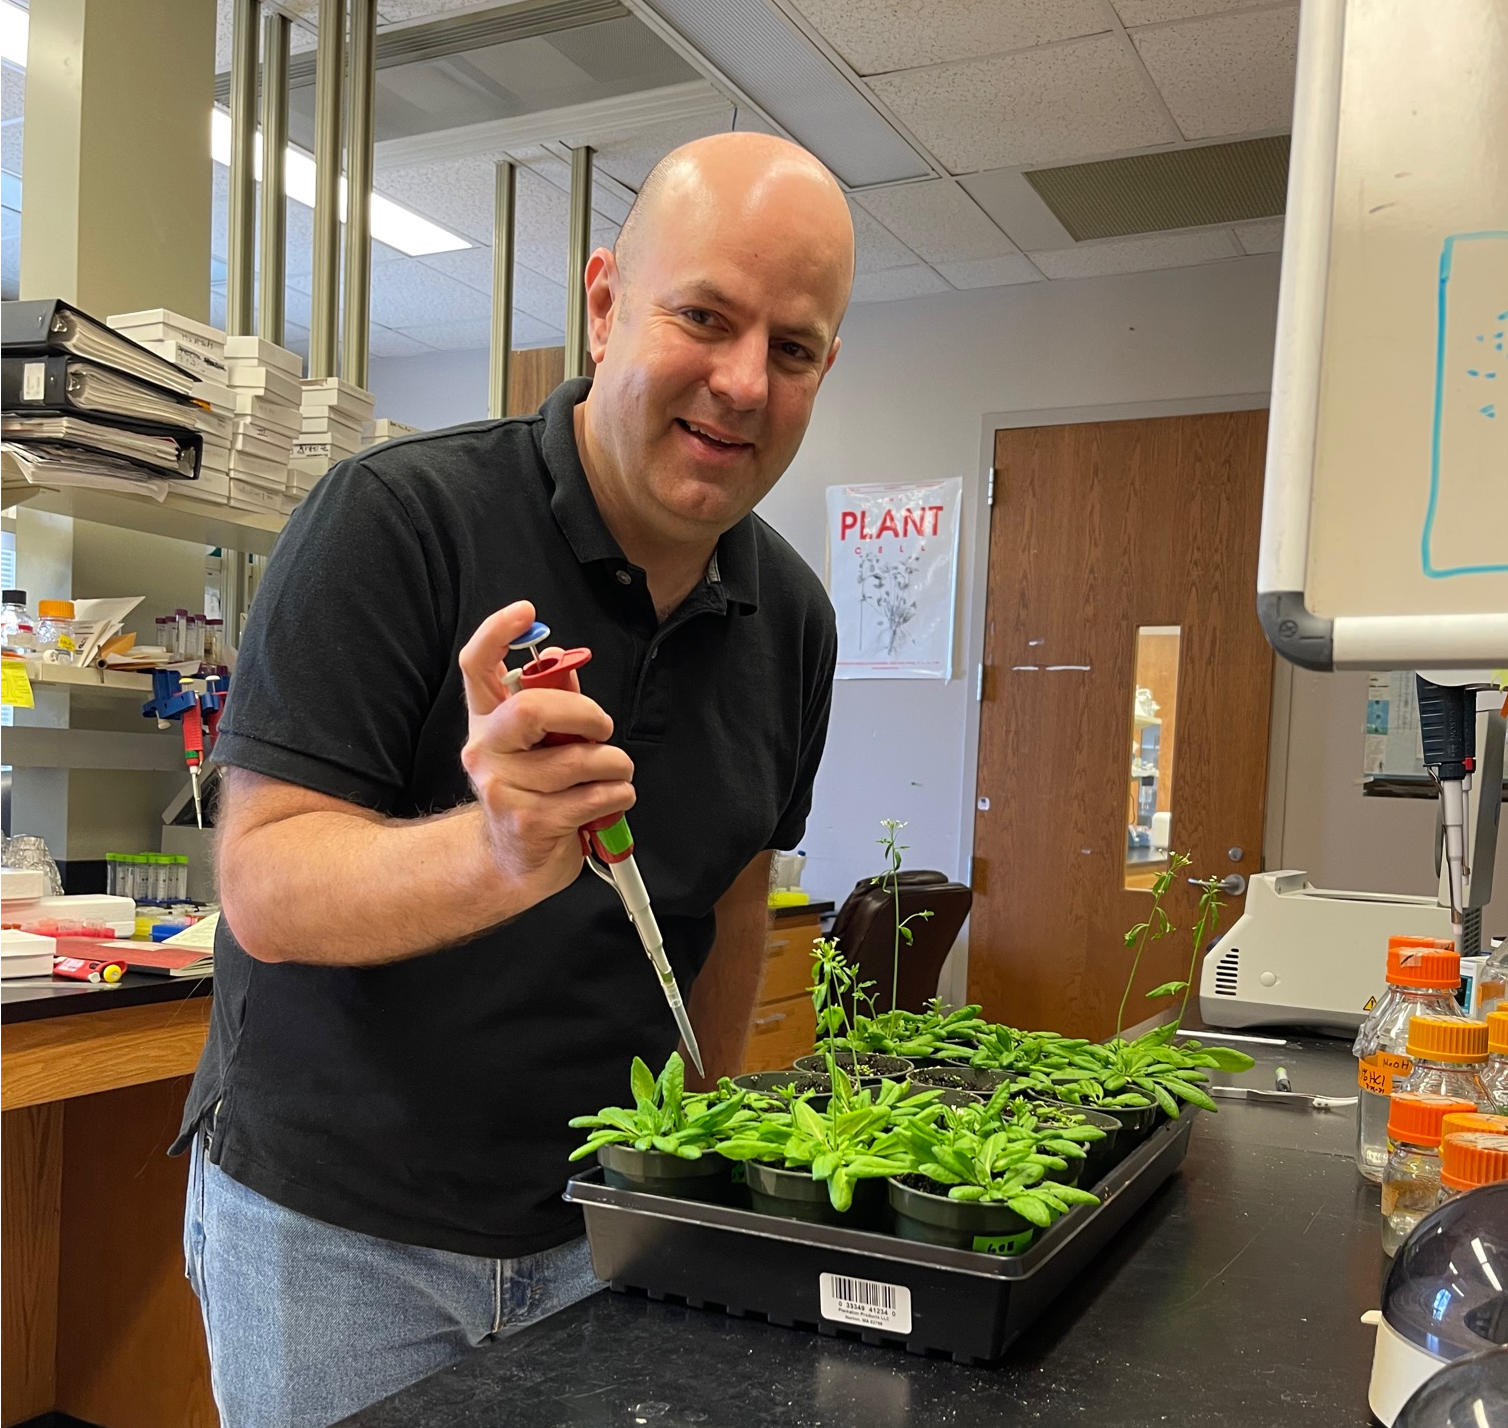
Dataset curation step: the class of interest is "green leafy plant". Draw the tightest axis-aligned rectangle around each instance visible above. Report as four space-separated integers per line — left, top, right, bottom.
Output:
842 999 989 1060
715 1065 940 1212
896 1111 1100 1226
1138 872 1227 1029
1050 1026 1254 1117
1115 852 1189 1039
567 1052 755 1162
808 936 875 1062
873 818 934 1014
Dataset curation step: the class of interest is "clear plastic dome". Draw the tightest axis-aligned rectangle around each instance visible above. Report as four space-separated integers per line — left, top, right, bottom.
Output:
1394 1347 1508 1427
1370 1184 1508 1425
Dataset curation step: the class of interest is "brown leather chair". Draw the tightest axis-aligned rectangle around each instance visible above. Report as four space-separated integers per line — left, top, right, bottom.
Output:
828 870 973 1013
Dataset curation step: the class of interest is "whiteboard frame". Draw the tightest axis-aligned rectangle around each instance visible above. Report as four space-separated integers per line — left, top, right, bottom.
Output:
1256 0 1508 671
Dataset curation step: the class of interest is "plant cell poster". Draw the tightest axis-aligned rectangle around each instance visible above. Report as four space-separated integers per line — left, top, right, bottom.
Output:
825 478 962 680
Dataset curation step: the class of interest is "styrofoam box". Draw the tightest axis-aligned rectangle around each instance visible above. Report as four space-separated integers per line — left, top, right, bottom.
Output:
232 392 301 431
225 366 303 404
0 868 47 900
1 929 56 979
192 379 235 411
223 335 303 377
140 339 228 381
0 892 137 924
192 471 231 499
232 429 293 463
300 377 375 408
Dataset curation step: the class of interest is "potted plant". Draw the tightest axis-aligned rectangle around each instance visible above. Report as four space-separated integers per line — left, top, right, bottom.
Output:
909 1064 1013 1096
794 936 912 1082
568 1052 755 1203
999 1094 1122 1187
888 1112 1101 1254
715 1066 937 1229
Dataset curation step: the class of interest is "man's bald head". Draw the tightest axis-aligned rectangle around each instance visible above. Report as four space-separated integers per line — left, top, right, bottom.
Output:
614 132 853 304
575 130 854 563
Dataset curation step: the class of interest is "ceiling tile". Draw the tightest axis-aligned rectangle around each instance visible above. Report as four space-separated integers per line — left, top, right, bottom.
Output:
368 325 437 359
396 318 498 351
2 116 23 177
1234 217 1283 254
869 33 1176 172
935 254 1045 288
787 0 1110 77
848 200 919 273
415 249 569 330
1132 7 1299 140
2 64 24 124
1029 227 1240 278
850 265 951 303
361 261 493 328
855 181 1017 263
1113 0 1268 25
590 110 736 191
510 312 560 348
960 167 1076 250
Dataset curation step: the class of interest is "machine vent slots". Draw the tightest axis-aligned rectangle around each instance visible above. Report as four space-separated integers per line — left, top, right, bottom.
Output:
1023 136 1289 243
1214 948 1240 997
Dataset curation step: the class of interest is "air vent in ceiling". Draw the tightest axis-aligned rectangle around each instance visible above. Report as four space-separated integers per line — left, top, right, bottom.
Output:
1024 136 1290 243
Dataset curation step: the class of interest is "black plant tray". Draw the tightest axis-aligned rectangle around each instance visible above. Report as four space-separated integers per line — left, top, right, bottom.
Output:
564 1110 1195 1365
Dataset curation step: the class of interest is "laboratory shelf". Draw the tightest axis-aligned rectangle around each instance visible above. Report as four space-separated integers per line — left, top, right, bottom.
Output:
11 481 284 556
21 661 154 695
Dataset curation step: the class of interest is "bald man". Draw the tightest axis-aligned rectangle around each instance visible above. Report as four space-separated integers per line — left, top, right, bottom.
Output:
176 133 853 1426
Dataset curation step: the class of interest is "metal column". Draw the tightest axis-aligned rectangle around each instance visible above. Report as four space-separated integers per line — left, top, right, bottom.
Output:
257 8 291 344
225 0 260 336
563 145 594 380
341 0 377 389
488 162 516 419
309 0 346 378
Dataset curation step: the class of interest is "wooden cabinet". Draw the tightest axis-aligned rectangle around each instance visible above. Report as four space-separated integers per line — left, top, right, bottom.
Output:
741 909 826 1074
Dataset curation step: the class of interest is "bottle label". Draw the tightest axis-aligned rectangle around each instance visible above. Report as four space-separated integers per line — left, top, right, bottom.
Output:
1358 1051 1413 1095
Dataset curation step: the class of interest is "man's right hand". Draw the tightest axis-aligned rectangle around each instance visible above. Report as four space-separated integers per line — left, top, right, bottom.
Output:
459 601 636 907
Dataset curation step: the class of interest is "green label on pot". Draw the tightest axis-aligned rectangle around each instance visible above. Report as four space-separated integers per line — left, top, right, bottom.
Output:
730 1163 746 1184
972 1230 1033 1256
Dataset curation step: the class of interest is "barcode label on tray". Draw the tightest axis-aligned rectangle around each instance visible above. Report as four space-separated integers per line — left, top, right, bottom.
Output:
819 1272 912 1334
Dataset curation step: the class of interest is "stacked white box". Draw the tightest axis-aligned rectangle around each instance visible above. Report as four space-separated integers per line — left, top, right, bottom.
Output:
106 310 231 501
364 417 423 448
222 336 301 512
292 378 375 493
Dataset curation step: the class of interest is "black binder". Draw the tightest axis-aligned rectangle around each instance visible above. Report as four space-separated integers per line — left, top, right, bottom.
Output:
1 298 198 397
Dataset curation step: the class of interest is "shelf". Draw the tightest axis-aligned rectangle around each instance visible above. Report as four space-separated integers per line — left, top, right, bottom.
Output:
9 482 284 556
2 726 183 771
21 661 154 696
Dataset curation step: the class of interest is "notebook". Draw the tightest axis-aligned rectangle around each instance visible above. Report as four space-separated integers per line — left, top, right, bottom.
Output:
3 414 199 477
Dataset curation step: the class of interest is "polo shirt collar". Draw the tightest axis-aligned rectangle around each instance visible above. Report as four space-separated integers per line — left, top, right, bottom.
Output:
539 377 761 614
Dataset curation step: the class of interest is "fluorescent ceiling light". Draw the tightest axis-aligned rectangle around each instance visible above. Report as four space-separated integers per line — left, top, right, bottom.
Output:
1 0 28 68
210 108 470 257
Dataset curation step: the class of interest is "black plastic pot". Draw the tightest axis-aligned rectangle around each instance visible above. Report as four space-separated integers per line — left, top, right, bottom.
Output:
888 1175 1038 1256
901 1053 977 1070
596 1144 733 1204
793 1051 913 1082
933 1087 985 1108
910 1065 1012 1095
745 1160 889 1231
731 1071 827 1100
1020 1101 1124 1186
1022 1090 1158 1150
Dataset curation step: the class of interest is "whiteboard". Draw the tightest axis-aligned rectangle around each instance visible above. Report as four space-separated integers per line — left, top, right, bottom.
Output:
1258 0 1508 671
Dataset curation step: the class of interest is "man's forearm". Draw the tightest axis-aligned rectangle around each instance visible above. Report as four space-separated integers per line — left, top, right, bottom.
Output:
221 800 524 966
684 854 772 1087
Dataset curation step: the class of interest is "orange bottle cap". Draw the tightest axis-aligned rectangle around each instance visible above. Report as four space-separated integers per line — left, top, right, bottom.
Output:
1407 1015 1489 1064
1488 1008 1508 1057
1441 1110 1508 1141
1386 940 1460 989
37 599 75 618
1388 1092 1477 1147
1440 1132 1508 1191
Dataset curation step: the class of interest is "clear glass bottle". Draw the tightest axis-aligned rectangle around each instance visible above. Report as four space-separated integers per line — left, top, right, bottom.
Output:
1 589 37 652
188 615 205 662
1381 1092 1476 1255
174 609 189 659
205 617 224 665
35 600 80 661
1353 938 1464 1182
1437 1130 1508 1203
1395 1015 1492 1107
1482 1010 1508 1114
1479 945 1508 1017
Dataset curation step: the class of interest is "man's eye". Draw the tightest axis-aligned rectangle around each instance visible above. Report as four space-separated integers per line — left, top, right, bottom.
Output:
778 341 813 361
683 308 714 325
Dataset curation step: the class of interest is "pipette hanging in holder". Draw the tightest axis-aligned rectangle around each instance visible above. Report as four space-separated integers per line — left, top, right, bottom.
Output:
142 670 229 830
511 631 705 1077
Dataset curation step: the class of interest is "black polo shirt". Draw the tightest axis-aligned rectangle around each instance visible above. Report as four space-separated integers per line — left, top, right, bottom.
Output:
176 378 836 1259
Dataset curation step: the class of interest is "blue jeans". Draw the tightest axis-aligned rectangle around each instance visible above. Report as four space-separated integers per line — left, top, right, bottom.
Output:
183 1129 601 1428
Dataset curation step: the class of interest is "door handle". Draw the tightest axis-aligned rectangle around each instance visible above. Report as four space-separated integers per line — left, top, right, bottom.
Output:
753 1013 787 1029
1191 874 1247 897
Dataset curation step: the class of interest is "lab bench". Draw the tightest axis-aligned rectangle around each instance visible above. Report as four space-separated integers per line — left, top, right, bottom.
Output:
343 1036 1387 1428
1 974 216 1428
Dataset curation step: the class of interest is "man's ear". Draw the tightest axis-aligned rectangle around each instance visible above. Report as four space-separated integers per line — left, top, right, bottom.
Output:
820 334 842 381
583 248 619 365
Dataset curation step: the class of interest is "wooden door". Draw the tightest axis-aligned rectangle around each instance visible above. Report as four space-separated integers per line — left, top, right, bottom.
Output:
968 411 1273 1040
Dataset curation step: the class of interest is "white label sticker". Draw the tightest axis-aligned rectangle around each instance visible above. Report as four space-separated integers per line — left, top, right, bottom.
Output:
818 1271 912 1334
22 361 45 401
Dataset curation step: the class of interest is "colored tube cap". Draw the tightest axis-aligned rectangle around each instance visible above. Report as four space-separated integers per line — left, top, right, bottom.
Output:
1440 1131 1508 1191
1388 1092 1477 1148
1407 1015 1489 1064
1385 939 1460 989
1441 1110 1508 1141
1489 1008 1508 1057
37 599 74 618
